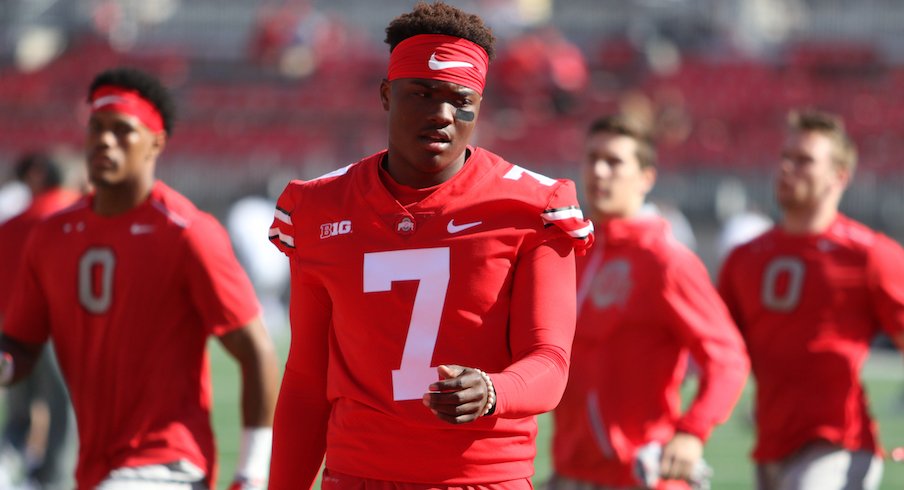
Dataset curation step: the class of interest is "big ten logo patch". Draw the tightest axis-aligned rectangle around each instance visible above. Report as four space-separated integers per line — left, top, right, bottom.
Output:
320 220 352 239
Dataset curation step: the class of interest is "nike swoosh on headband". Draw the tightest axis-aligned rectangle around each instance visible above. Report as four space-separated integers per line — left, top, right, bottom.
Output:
428 52 475 71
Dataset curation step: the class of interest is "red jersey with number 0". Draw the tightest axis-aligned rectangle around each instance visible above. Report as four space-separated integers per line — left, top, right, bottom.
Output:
553 217 749 487
3 181 260 489
268 147 593 488
718 215 904 462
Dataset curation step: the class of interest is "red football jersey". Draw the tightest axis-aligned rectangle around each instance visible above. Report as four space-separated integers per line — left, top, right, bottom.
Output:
0 188 80 313
3 181 260 489
552 217 749 487
268 147 593 488
718 214 904 462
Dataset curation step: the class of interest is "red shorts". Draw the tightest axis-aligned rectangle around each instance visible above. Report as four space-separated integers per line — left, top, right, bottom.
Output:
321 469 534 490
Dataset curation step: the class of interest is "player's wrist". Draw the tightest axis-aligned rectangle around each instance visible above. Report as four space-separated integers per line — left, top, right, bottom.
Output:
228 476 265 490
674 420 711 443
0 352 14 385
233 426 272 488
474 368 496 416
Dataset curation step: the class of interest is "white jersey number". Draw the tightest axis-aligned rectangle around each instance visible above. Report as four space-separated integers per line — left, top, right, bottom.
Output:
363 248 450 401
78 248 116 314
503 165 557 186
761 256 805 312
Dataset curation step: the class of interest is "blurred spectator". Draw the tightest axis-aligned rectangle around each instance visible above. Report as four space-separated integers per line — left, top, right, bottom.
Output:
494 25 588 117
91 0 180 51
544 26 590 115
248 0 349 79
248 1 308 68
651 87 693 150
477 0 533 41
617 90 656 133
13 25 67 73
0 150 82 490
719 0 805 56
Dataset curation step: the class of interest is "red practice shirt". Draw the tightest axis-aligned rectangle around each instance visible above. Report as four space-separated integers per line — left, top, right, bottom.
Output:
718 215 904 462
0 188 80 313
3 181 260 489
553 216 749 487
268 147 592 488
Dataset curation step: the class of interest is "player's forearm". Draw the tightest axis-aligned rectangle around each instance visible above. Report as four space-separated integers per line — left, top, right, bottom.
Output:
269 366 329 490
677 348 749 441
219 318 280 427
491 345 570 417
497 238 576 417
239 357 280 427
270 273 332 487
667 258 752 440
220 320 280 488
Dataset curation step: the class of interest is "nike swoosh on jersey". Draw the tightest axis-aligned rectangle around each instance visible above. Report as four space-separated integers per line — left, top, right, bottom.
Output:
447 219 482 234
130 223 155 235
428 52 475 71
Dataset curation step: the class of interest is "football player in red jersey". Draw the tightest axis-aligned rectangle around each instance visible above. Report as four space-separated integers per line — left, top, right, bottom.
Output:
0 152 81 489
719 109 904 489
549 115 749 490
0 68 280 490
267 2 593 489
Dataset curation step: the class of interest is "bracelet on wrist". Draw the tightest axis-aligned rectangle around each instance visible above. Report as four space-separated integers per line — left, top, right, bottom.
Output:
474 368 496 417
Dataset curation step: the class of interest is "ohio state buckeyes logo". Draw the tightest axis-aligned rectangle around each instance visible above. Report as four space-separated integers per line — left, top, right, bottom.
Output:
591 259 632 309
395 216 416 235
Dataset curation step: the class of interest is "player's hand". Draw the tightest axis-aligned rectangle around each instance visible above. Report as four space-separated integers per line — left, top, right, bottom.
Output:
659 432 703 482
227 477 265 490
422 364 489 424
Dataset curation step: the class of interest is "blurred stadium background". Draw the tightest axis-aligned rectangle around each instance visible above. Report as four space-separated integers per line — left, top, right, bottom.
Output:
1 0 903 488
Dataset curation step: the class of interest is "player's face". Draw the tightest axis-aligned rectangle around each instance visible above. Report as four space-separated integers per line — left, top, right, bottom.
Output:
776 130 846 211
583 132 655 220
86 111 164 188
381 78 481 188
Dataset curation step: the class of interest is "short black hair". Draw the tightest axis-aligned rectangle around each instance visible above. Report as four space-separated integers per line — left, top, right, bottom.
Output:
14 151 63 189
87 67 176 135
385 1 496 60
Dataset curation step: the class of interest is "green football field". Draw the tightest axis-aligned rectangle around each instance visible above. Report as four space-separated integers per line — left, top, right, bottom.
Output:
210 337 904 489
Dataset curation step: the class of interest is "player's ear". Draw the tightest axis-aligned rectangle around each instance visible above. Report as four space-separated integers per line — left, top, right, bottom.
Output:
833 162 851 190
641 165 657 193
380 79 391 111
150 131 167 158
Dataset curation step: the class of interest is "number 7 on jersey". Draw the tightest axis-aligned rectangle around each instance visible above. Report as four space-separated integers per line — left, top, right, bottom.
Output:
364 248 450 401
